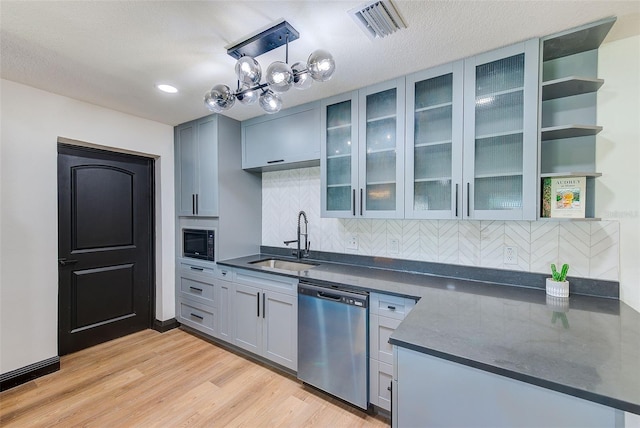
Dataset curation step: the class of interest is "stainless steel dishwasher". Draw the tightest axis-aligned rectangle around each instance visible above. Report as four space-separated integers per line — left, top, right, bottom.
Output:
297 281 369 410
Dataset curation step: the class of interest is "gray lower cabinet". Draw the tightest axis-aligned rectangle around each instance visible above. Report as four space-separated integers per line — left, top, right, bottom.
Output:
176 263 297 371
216 273 234 343
176 260 218 336
393 346 621 428
231 268 298 371
369 292 415 411
176 261 235 341
241 101 320 172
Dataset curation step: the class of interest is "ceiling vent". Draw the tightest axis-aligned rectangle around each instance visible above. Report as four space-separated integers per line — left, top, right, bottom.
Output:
349 0 406 40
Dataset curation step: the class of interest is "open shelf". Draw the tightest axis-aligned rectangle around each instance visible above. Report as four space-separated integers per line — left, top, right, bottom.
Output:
538 18 615 220
539 217 601 222
542 17 616 61
540 172 602 178
542 76 604 101
540 125 602 141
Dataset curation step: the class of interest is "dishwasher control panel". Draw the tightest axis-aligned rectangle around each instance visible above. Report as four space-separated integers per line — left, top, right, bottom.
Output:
298 283 368 308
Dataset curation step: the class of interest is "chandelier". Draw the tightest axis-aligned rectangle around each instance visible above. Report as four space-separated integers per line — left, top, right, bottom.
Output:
204 20 336 115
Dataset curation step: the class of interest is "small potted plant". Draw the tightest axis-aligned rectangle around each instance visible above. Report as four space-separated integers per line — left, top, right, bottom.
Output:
546 263 569 298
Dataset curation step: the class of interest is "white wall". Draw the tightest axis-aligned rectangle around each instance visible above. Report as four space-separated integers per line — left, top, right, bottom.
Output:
598 34 640 313
0 79 175 374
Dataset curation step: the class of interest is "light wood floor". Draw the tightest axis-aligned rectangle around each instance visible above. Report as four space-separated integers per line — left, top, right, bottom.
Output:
0 328 389 427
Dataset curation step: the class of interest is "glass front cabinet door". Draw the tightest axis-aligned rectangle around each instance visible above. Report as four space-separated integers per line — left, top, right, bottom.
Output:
463 39 539 220
321 79 405 218
405 61 464 219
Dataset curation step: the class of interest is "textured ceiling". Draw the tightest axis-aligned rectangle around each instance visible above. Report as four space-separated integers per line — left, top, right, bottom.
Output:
1 1 638 125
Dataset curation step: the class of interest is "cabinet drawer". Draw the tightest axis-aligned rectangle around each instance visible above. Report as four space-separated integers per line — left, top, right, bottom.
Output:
370 359 393 411
179 274 214 303
370 292 416 320
178 299 215 336
370 314 401 364
179 261 216 277
234 268 297 295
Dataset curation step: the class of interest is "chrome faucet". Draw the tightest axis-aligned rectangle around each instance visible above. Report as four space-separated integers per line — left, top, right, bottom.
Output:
284 210 310 259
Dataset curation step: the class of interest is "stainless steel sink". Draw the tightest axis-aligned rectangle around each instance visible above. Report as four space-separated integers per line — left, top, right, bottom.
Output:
249 258 317 271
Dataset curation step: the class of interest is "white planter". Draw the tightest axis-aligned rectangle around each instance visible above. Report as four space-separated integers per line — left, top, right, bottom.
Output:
546 278 569 298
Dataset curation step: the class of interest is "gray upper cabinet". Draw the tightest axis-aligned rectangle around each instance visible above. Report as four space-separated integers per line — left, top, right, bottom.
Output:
241 101 321 172
321 91 359 218
175 116 220 217
407 41 539 221
321 78 406 219
405 61 464 219
463 39 540 221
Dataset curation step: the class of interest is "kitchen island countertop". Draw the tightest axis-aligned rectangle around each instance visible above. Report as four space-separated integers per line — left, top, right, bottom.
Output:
217 253 640 415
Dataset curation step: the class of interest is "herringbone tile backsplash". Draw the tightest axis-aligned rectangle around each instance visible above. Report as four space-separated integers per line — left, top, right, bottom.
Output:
262 167 619 281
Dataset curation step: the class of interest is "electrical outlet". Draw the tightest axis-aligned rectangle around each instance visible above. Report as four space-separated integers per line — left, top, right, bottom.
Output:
389 238 399 254
346 235 358 250
504 246 518 265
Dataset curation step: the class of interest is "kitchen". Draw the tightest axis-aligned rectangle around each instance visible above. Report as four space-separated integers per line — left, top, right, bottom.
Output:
1 1 639 426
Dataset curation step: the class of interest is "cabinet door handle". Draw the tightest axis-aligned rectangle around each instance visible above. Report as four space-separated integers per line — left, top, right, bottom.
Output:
360 188 363 216
58 258 78 266
189 286 203 292
190 313 204 320
262 293 266 319
256 293 260 318
267 159 285 164
352 189 356 216
455 183 459 217
390 380 394 417
192 194 195 215
190 266 204 271
195 194 199 215
466 182 470 218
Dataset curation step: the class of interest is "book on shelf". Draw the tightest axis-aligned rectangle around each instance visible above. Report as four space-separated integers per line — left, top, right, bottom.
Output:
543 176 587 218
541 177 552 218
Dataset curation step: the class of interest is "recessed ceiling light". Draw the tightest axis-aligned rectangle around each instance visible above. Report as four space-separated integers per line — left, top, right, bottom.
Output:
156 84 178 93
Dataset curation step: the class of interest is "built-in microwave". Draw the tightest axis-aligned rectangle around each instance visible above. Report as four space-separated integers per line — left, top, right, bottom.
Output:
183 228 215 261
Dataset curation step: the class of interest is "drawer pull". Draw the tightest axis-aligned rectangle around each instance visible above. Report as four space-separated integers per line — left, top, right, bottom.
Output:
190 266 204 271
387 305 396 311
190 313 204 320
221 271 228 276
189 286 203 292
267 159 285 164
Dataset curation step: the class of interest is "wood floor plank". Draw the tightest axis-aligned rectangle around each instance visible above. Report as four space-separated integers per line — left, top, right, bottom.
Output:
0 329 389 427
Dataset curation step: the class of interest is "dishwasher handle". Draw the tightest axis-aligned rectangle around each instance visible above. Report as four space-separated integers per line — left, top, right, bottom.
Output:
317 291 342 301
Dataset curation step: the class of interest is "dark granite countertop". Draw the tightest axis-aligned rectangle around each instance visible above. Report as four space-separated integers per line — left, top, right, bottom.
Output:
217 253 640 415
